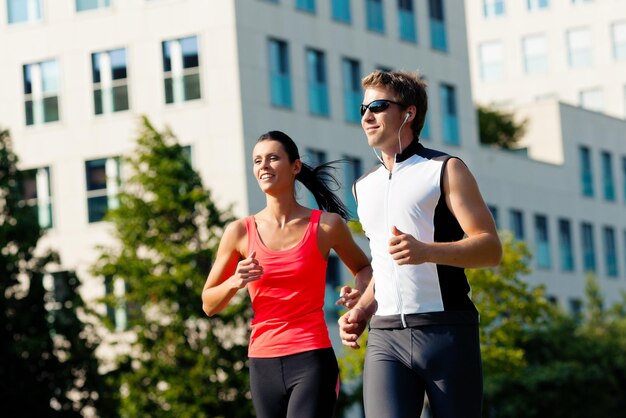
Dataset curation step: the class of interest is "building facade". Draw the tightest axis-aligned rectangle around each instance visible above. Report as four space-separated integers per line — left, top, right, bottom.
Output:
466 0 626 118
1 0 625 341
465 0 626 312
1 0 478 336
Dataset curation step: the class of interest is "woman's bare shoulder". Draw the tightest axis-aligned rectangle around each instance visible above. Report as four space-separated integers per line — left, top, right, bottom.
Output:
318 211 348 233
222 218 249 241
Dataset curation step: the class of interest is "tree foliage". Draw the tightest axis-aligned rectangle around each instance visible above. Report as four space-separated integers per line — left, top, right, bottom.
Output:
468 233 555 380
91 117 253 417
477 105 527 150
484 274 626 417
0 128 110 417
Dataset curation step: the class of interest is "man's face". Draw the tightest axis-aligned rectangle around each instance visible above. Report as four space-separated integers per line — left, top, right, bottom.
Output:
361 86 406 154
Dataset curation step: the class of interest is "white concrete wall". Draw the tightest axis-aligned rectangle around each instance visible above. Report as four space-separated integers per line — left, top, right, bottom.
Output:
466 0 626 119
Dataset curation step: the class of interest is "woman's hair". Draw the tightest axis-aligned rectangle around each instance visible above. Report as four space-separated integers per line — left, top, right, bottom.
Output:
257 131 350 221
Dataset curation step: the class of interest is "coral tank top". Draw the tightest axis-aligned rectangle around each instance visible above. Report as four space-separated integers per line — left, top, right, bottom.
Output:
245 209 331 358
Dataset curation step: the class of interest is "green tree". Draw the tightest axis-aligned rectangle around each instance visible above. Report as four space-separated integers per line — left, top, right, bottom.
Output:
92 117 253 417
485 275 626 418
0 128 111 417
468 233 555 381
477 105 527 150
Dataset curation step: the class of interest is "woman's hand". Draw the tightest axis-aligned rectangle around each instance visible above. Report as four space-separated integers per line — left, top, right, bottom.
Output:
335 285 361 309
229 251 264 289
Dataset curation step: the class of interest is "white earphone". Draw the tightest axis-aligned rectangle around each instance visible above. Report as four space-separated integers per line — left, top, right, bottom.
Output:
404 112 411 122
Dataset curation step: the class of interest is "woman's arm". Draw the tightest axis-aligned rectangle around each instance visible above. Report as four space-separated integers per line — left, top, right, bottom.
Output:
319 213 372 307
201 220 262 316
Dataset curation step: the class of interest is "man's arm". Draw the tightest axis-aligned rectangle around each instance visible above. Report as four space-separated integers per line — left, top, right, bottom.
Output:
338 276 376 349
388 157 502 268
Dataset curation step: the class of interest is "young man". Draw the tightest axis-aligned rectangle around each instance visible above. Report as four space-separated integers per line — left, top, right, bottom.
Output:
338 70 502 417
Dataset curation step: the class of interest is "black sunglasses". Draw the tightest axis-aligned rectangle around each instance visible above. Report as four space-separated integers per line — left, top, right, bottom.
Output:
359 99 404 116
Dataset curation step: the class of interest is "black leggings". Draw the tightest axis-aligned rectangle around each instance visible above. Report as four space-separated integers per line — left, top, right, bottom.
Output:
249 347 339 418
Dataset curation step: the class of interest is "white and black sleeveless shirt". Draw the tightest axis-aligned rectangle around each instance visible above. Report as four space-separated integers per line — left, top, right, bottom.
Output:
355 140 478 325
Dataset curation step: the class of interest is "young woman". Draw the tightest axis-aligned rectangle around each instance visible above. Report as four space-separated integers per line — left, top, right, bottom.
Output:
201 131 372 418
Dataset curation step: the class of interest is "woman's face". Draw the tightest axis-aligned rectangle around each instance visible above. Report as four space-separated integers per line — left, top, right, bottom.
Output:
252 139 301 194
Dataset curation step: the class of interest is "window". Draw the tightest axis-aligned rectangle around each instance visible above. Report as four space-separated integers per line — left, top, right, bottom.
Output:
398 0 417 42
601 151 615 201
440 83 459 145
509 209 525 240
622 156 626 203
483 0 505 17
23 60 60 126
488 205 499 229
303 148 326 209
558 219 575 272
105 276 128 332
419 76 431 140
20 167 53 229
478 41 503 81
421 112 431 140
162 36 201 104
365 0 385 33
581 222 596 273
377 65 394 72
7 0 41 24
306 49 329 116
567 28 592 69
43 271 75 326
428 0 447 52
296 0 315 13
569 298 582 317
269 38 292 108
579 88 603 113
331 0 351 23
85 157 120 223
51 272 71 305
342 58 361 123
603 226 618 277
579 146 593 197
92 48 129 115
622 229 626 278
522 35 548 74
342 156 362 219
76 0 110 12
182 145 193 166
612 21 626 61
546 295 558 306
535 214 551 269
527 0 549 10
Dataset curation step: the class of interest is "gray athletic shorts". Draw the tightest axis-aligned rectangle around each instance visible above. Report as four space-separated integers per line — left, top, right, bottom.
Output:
363 319 482 418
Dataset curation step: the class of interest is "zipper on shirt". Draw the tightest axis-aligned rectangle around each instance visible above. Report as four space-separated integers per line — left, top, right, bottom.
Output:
385 162 405 320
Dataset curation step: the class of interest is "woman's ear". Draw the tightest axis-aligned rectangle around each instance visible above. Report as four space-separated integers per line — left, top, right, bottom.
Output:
293 159 302 175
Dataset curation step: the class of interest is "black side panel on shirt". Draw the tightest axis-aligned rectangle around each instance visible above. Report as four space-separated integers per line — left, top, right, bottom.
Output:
433 158 476 312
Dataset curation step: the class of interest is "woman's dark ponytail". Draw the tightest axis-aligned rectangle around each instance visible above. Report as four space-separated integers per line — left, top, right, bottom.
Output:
257 131 350 221
295 162 350 221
